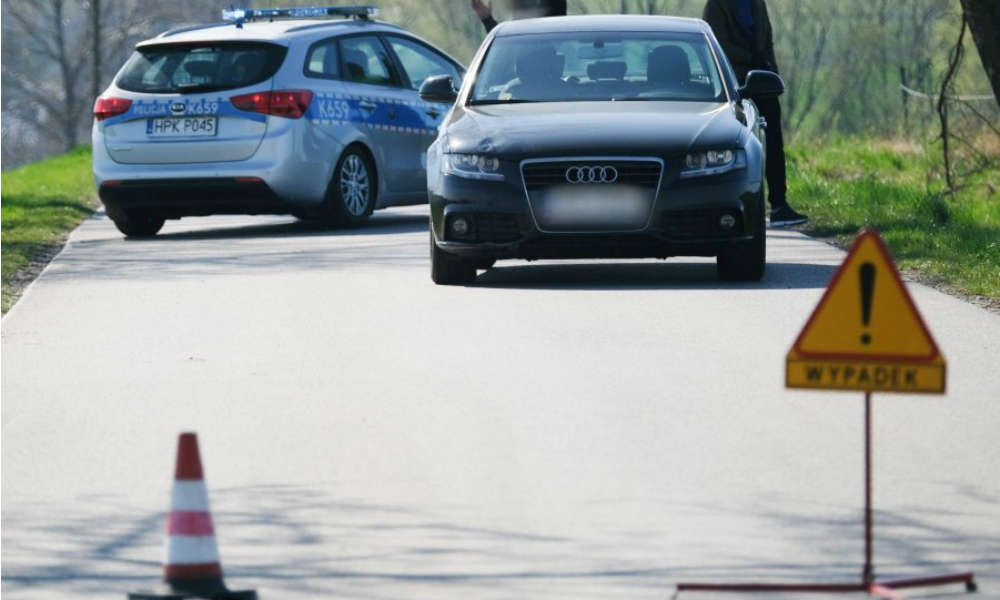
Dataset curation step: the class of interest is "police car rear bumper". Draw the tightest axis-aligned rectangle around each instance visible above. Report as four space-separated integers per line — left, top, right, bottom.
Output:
98 178 293 218
91 119 335 208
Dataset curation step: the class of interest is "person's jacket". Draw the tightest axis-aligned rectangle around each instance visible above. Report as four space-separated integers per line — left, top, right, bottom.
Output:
702 0 778 82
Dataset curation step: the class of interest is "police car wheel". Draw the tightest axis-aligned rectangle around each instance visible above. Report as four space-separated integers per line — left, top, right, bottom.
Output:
107 206 165 238
430 231 478 285
323 147 375 226
717 204 766 282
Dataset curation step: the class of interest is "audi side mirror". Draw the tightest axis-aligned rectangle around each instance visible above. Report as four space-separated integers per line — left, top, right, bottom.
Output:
419 75 458 104
739 70 785 101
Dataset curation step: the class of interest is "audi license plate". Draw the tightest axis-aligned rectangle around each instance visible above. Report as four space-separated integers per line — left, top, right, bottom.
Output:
146 117 218 138
534 184 652 231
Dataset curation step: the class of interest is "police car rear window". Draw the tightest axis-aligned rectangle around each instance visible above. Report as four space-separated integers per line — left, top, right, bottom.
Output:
116 42 287 94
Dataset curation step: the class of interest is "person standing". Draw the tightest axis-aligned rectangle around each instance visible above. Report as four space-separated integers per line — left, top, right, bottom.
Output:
470 0 567 33
703 0 808 227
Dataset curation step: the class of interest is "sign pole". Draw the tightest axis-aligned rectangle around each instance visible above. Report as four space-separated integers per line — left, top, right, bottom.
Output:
863 391 873 585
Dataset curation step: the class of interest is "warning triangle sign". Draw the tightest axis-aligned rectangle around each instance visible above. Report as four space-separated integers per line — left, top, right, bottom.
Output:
792 230 940 362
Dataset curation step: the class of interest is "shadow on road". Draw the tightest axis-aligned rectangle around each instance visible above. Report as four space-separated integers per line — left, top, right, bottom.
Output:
2 483 995 597
149 211 428 242
472 260 838 290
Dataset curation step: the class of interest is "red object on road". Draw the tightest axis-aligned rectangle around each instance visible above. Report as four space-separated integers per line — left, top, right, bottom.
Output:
127 433 257 600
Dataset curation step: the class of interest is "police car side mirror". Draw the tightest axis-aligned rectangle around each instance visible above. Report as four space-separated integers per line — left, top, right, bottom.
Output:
420 75 458 104
739 70 785 101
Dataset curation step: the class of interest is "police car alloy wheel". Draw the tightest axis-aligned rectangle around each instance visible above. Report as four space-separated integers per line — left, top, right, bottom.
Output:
340 154 371 217
324 148 376 226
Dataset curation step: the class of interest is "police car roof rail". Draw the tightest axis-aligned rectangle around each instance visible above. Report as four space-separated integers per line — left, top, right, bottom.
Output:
222 6 378 28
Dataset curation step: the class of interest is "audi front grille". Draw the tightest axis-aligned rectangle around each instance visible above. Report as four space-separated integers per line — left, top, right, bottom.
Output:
520 157 664 233
522 160 662 188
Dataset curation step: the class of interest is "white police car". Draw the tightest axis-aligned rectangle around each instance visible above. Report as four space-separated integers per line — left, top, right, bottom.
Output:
92 6 463 236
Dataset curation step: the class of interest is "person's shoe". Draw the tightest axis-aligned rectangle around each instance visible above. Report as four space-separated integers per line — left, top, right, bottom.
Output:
769 205 809 228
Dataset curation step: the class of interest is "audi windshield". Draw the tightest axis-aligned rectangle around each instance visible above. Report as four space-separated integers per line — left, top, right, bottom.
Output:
471 31 727 104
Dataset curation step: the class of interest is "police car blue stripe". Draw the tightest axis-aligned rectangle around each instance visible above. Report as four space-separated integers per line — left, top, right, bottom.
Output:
103 97 267 127
308 95 439 133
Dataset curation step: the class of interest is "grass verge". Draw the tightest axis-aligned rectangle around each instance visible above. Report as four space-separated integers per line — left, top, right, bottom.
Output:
787 138 1000 304
2 146 98 313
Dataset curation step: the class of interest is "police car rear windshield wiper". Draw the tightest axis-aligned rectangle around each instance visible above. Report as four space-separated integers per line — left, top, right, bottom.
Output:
176 83 226 94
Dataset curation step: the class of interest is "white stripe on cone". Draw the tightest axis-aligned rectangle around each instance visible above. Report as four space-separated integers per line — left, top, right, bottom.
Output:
166 535 221 565
171 480 211 512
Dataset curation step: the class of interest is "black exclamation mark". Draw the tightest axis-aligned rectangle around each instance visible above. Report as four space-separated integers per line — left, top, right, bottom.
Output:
859 262 875 345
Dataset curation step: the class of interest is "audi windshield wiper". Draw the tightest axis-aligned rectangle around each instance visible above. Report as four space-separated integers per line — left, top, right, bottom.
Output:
468 99 547 105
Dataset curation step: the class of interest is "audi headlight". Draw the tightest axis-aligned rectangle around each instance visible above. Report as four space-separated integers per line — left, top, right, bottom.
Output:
443 153 504 181
680 149 746 178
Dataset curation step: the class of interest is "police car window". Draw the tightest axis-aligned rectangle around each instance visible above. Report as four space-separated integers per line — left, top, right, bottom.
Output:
306 39 340 79
117 43 286 94
471 32 725 104
387 36 459 91
339 36 395 87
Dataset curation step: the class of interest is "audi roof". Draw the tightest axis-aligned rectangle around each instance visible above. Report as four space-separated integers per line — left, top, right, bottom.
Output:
494 15 710 36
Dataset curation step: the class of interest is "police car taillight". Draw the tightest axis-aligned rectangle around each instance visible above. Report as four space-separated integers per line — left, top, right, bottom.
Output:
231 90 313 119
93 97 132 121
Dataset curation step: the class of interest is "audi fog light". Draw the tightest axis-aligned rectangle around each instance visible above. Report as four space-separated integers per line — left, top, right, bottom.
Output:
450 216 471 237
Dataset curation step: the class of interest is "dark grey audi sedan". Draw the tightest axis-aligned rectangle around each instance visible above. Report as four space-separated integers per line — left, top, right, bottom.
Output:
421 15 784 285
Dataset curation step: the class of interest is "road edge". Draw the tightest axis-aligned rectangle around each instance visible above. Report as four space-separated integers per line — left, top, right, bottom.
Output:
1 209 101 321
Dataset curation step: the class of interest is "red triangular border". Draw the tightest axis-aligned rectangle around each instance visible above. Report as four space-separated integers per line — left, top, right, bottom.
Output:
791 229 941 363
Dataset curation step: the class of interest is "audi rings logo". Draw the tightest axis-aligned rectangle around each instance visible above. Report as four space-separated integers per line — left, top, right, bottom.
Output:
565 165 619 184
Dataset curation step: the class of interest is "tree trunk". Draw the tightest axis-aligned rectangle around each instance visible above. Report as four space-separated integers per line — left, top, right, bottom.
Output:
92 0 102 102
52 0 79 151
960 0 1000 108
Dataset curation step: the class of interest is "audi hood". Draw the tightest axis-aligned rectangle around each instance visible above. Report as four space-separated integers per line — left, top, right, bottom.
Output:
441 101 744 159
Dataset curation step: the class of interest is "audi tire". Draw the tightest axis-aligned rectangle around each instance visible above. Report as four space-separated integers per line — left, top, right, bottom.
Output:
431 232 478 285
717 205 765 281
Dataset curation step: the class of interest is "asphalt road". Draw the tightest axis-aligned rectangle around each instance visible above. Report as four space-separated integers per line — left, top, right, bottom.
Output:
3 207 999 599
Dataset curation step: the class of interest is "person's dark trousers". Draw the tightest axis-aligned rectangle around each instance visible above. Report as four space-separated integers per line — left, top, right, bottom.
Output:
755 96 787 209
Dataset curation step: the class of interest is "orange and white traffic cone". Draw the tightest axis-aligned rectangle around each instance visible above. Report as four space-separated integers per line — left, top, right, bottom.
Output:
129 433 256 599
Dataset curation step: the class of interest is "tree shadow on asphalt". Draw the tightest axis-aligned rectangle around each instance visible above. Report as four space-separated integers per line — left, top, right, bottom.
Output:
682 489 999 598
3 483 995 598
147 211 428 242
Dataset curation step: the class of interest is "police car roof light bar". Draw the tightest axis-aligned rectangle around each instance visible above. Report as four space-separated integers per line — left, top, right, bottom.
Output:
222 6 378 28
